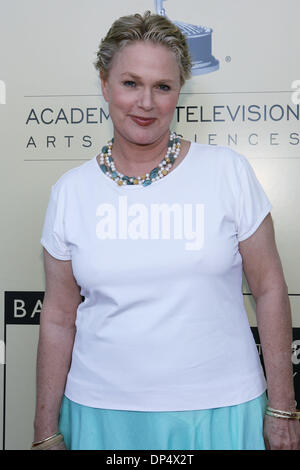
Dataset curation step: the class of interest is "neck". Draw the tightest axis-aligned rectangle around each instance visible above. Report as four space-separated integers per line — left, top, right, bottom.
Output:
111 130 171 176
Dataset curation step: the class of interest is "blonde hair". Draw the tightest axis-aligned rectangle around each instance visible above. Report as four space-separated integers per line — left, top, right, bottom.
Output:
94 11 191 85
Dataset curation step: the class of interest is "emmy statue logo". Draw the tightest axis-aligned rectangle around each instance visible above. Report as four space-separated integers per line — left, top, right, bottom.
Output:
154 0 219 75
0 80 6 104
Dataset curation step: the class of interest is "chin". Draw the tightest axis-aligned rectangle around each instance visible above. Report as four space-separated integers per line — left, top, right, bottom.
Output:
127 126 169 146
132 134 157 146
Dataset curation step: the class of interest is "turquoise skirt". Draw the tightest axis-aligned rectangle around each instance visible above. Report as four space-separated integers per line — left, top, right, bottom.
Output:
59 392 267 450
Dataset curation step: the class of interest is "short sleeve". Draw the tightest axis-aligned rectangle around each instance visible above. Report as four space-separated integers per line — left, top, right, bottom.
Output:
237 156 272 242
40 184 72 260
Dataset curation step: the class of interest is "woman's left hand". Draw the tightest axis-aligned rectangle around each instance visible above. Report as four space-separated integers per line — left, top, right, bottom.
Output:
263 415 300 450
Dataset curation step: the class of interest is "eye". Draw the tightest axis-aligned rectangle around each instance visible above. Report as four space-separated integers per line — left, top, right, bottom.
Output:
123 80 136 88
158 84 171 92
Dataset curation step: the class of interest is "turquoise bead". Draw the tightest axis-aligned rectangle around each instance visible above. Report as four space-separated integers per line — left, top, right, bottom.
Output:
102 145 109 153
150 167 159 179
142 179 152 186
100 164 108 173
111 171 118 178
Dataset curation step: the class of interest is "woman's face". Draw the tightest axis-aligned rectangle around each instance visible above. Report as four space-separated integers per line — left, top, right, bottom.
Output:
101 41 182 146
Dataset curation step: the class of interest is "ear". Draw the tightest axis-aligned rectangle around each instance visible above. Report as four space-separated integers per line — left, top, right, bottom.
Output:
100 71 109 103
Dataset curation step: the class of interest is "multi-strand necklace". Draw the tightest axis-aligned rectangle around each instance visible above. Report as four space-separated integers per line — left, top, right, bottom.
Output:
98 131 181 187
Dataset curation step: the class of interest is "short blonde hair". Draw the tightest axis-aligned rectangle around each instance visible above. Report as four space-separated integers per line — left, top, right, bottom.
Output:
94 11 192 85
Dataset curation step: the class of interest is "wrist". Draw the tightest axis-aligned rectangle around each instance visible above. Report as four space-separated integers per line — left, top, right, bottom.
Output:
266 388 296 411
266 398 297 412
33 422 60 442
266 392 297 413
267 404 297 414
265 405 300 420
31 431 64 450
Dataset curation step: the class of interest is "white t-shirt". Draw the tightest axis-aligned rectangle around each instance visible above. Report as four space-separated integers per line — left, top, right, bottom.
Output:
41 142 272 411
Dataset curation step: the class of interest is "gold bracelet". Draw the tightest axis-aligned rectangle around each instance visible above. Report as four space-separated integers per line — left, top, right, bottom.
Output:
265 405 300 420
31 432 64 450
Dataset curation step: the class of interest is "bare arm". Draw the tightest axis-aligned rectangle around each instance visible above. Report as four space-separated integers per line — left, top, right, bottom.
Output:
239 213 300 449
33 249 82 445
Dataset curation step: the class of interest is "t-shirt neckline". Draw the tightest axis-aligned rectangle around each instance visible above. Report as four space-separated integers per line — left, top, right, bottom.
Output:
93 141 194 191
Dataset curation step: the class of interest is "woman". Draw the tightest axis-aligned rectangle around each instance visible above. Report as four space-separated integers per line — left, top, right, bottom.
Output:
32 11 300 450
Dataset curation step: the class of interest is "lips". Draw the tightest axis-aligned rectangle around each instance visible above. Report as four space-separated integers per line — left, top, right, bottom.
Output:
129 115 156 127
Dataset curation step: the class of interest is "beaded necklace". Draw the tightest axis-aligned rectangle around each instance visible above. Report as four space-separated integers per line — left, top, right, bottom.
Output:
98 131 181 187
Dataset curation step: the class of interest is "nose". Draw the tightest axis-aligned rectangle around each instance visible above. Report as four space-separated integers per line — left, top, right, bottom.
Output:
138 87 154 111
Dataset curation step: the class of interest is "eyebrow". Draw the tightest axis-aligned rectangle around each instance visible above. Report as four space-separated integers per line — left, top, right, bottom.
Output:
120 72 174 83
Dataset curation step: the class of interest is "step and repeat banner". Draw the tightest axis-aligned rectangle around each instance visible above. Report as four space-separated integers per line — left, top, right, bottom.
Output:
0 0 300 450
